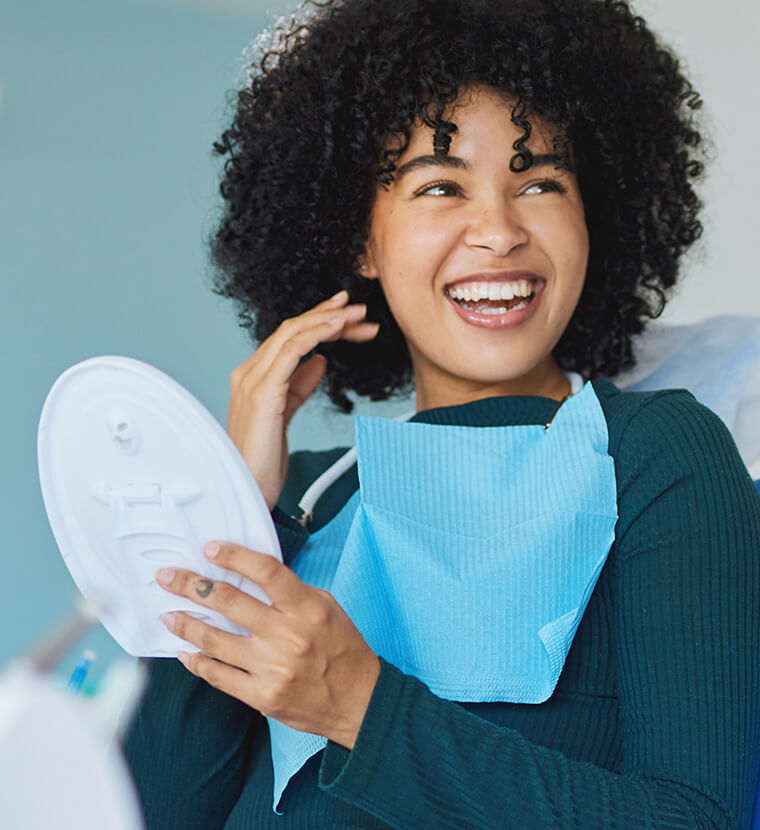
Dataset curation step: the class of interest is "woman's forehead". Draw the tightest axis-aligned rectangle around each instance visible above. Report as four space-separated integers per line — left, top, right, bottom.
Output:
396 87 562 160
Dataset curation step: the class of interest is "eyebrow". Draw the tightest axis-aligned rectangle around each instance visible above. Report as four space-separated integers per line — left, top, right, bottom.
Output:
393 152 562 183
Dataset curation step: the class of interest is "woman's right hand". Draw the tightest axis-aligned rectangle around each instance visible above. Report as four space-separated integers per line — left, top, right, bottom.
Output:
227 290 379 511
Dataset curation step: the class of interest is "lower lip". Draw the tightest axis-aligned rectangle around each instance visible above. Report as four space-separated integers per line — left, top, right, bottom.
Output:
445 282 544 329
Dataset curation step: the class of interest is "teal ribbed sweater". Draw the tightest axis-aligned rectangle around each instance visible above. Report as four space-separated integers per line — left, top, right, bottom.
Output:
123 380 760 828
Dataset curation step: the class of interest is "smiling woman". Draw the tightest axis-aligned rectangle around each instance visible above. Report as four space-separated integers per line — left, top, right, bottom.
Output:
360 87 589 409
122 1 760 828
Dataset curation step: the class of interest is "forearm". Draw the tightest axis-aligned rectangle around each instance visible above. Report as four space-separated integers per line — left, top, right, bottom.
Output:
320 660 729 830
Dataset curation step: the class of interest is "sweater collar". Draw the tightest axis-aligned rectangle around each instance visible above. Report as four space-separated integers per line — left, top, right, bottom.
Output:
410 394 563 428
409 378 613 428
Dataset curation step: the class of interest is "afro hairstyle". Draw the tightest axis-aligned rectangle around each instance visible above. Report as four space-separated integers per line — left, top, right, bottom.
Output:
211 0 705 412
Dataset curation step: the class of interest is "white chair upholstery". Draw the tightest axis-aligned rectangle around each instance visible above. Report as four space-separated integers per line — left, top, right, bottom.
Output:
615 315 760 481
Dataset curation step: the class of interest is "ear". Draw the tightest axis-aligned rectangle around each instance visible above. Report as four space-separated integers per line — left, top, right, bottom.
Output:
356 247 380 281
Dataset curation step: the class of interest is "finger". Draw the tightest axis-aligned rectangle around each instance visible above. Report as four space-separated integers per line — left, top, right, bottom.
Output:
231 292 352 378
279 303 368 345
283 323 377 422
284 354 327 425
336 321 381 343
317 288 349 308
265 290 351 346
270 298 364 351
156 568 274 631
163 611 253 666
234 306 366 393
256 317 354 388
177 650 252 700
203 544 308 610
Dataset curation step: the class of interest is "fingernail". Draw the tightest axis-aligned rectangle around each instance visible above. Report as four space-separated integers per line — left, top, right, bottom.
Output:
203 541 220 560
156 568 175 586
177 651 190 667
161 612 175 632
329 289 348 303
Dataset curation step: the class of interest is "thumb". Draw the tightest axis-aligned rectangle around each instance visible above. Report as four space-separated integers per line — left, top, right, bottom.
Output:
284 354 327 426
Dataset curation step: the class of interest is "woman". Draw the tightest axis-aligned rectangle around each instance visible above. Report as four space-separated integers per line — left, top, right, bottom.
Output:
123 0 760 827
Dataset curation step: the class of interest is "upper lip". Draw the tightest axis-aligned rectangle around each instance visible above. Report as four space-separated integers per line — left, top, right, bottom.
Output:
444 271 543 289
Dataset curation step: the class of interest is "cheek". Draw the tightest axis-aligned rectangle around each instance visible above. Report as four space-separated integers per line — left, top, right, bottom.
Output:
373 216 454 294
537 210 589 281
573 225 590 287
567 222 590 280
558 223 589 323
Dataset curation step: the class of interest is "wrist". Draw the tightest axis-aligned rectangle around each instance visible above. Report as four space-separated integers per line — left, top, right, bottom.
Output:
330 654 381 750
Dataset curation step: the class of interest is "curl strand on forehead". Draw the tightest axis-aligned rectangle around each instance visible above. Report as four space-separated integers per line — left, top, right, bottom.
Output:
376 90 574 187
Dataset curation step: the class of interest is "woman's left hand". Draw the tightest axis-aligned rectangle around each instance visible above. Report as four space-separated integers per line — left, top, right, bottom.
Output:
156 543 381 750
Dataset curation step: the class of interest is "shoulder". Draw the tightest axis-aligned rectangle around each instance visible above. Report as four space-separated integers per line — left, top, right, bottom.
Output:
592 378 760 554
592 377 738 466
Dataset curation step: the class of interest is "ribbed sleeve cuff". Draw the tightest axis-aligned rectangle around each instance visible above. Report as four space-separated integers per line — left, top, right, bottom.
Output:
319 657 406 799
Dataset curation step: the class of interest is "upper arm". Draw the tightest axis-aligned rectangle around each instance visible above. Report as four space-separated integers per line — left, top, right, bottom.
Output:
122 658 264 829
611 391 760 822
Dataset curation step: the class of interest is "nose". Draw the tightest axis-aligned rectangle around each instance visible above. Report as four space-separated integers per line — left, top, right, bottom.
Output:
463 196 529 256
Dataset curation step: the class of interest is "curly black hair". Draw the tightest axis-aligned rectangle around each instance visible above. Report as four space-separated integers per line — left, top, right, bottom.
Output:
211 0 705 413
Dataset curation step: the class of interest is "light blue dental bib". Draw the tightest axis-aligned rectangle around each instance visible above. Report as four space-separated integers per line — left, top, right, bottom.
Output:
268 381 618 810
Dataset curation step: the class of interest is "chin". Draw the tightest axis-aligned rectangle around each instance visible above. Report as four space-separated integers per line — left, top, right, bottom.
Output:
450 366 545 391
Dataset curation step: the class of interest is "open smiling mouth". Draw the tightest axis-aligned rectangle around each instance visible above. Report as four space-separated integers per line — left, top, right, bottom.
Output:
445 279 539 317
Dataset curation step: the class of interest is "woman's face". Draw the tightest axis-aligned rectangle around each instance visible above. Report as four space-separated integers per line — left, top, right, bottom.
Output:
361 86 589 410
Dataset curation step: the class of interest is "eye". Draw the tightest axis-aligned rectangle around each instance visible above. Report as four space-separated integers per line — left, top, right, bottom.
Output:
522 179 567 196
414 180 463 198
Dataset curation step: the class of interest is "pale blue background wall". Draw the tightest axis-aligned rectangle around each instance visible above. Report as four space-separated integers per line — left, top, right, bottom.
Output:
1 0 758 680
0 0 410 679
0 0 284 675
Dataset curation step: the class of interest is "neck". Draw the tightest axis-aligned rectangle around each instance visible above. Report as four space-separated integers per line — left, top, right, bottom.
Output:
413 359 571 412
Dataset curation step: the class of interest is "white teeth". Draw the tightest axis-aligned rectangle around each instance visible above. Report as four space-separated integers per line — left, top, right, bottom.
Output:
462 305 508 315
447 280 535 301
458 296 532 315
